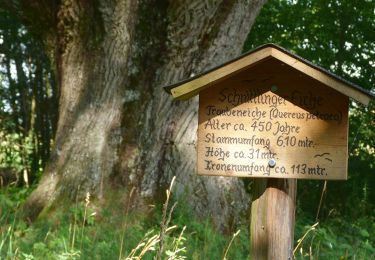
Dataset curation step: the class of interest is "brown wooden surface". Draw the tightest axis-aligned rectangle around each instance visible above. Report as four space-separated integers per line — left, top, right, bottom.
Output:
170 45 371 105
270 48 370 105
197 58 349 180
171 47 272 100
250 178 297 260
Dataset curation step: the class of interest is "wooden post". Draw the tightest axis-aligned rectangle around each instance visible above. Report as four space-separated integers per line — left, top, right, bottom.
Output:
250 178 297 259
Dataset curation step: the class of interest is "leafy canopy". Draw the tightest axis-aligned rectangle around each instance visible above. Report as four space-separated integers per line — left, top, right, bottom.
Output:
245 0 375 218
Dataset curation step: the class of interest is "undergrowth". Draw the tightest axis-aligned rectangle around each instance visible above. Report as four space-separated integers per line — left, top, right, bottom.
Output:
294 208 375 259
0 180 248 260
1 184 374 259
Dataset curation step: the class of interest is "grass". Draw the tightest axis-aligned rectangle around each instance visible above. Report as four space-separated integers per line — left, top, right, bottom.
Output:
0 180 248 260
294 208 375 259
1 183 374 259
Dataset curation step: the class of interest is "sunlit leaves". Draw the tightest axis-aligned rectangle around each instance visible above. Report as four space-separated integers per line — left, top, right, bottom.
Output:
245 0 375 218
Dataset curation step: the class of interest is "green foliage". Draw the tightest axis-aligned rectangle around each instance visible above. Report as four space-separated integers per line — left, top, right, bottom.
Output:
245 0 374 87
294 210 375 259
1 188 375 259
0 132 34 172
245 0 375 220
0 188 249 260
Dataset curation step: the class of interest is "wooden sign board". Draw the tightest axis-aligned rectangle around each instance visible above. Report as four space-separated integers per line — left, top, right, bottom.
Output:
197 59 349 180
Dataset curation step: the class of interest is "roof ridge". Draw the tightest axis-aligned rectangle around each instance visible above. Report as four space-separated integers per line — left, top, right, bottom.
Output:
164 43 374 105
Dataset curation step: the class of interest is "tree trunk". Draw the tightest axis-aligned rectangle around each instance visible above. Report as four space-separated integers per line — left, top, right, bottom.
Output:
19 0 267 230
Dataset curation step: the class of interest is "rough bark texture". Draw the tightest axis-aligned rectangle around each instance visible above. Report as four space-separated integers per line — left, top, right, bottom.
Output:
16 0 267 231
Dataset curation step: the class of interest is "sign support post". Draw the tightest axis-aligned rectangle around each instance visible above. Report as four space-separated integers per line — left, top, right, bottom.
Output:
250 178 296 259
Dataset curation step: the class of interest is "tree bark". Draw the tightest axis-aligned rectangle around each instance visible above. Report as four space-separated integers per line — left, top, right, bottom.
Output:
16 0 267 230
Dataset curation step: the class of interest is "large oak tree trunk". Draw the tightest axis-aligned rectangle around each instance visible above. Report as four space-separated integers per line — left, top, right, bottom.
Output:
18 0 267 230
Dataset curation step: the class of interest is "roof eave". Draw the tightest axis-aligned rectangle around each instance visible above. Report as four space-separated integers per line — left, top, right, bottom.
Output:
164 44 374 106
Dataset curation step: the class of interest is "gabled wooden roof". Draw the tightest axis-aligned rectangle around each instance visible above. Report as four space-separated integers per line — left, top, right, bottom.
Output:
164 43 374 105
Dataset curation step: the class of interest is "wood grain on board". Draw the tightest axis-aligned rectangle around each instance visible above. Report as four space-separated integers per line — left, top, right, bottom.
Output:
250 178 296 259
169 45 371 106
197 58 349 180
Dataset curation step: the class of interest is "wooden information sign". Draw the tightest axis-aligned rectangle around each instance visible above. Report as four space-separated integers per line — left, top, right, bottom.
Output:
165 44 373 260
197 59 349 180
